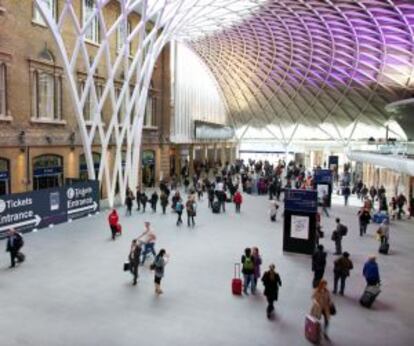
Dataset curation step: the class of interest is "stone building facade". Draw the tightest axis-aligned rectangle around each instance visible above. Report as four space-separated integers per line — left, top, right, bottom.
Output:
0 0 173 196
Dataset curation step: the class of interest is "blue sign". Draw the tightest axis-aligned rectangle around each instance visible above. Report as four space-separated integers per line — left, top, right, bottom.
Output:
285 189 318 213
33 166 63 177
0 171 9 180
314 169 332 184
0 180 99 239
328 155 339 168
79 163 100 172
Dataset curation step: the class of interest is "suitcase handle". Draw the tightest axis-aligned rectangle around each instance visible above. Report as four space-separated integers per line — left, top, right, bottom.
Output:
234 263 241 279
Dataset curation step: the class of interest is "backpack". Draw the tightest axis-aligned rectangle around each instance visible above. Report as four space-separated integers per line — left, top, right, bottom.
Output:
175 202 183 213
243 256 254 271
340 224 348 236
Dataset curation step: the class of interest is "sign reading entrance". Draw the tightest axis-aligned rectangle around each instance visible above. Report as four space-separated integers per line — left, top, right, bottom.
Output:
0 180 99 239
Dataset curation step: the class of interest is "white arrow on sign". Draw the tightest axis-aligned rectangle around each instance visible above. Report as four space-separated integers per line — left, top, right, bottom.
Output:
0 214 42 232
68 202 98 215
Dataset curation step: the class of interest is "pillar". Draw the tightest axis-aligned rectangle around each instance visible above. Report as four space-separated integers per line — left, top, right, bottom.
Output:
189 144 194 177
174 144 181 179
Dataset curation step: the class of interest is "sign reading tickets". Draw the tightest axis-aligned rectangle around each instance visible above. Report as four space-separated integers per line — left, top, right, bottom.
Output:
285 189 318 213
291 215 309 240
0 180 99 239
314 169 332 184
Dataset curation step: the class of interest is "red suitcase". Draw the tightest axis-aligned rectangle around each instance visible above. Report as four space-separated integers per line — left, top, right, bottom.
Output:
116 223 122 235
232 263 242 295
305 314 321 344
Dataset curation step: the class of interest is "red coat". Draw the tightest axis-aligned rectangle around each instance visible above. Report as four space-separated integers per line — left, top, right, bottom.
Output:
233 192 243 204
108 211 119 226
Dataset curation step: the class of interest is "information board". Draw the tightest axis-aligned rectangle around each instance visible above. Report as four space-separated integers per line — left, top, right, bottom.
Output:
0 180 99 239
314 169 332 184
284 189 318 213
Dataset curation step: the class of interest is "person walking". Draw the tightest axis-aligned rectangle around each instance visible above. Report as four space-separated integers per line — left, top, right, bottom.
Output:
135 186 141 211
363 256 380 286
233 190 243 213
160 191 169 215
108 209 119 240
358 208 371 237
331 218 345 255
312 245 327 288
6 229 24 268
138 222 157 265
397 193 407 219
150 191 159 213
186 197 196 227
175 198 184 226
140 192 148 213
129 239 142 285
343 185 351 206
241 248 256 295
311 279 333 339
252 247 262 291
125 189 133 216
208 187 215 209
333 252 353 295
377 219 390 245
152 249 170 295
269 200 279 222
261 264 282 319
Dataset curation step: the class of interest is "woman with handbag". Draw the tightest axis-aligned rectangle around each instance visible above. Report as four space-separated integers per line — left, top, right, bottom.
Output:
311 279 335 339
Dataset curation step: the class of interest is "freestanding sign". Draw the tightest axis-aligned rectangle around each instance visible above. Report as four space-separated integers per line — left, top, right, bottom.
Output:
0 180 99 239
283 189 318 255
314 169 333 207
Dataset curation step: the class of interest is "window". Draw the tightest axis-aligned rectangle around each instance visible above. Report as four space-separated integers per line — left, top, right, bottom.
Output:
144 94 156 127
32 70 63 121
117 19 132 53
83 0 100 43
79 81 102 122
0 158 10 195
32 154 63 190
33 0 56 26
0 63 7 118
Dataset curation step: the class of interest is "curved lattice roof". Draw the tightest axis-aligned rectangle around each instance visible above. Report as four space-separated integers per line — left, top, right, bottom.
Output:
187 0 414 133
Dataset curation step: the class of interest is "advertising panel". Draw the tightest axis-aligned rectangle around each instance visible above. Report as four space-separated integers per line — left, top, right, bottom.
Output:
291 215 309 240
0 180 99 239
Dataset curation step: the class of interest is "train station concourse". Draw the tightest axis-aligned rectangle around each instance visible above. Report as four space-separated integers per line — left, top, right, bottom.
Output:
1 1 414 345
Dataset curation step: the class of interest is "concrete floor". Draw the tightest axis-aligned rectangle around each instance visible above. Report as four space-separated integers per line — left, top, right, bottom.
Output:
1 191 413 346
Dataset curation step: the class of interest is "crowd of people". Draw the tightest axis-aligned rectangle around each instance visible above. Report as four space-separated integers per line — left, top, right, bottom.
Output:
4 156 413 343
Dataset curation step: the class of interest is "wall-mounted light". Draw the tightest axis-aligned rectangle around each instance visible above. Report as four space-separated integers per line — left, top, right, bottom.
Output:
46 136 52 144
18 131 25 145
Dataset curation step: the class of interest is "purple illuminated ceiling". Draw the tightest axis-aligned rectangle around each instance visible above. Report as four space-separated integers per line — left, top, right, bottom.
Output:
190 0 414 129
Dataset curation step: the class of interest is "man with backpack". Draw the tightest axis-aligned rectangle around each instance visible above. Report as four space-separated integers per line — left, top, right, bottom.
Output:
332 218 347 255
6 228 25 268
241 248 256 295
175 199 184 226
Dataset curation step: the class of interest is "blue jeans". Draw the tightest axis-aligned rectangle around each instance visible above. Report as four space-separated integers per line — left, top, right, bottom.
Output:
141 243 156 265
243 273 255 294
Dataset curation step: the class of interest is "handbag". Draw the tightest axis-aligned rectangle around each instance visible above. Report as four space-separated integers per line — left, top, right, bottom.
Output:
123 262 131 272
329 302 336 316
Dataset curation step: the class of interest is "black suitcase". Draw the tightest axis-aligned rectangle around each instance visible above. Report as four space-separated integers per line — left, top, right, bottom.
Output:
123 262 131 272
379 242 389 255
212 201 220 214
360 285 381 308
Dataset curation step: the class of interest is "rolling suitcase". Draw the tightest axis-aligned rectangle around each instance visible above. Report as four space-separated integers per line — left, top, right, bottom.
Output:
116 223 122 235
305 315 321 344
360 285 381 308
232 263 242 295
379 242 389 255
212 201 220 214
16 252 25 263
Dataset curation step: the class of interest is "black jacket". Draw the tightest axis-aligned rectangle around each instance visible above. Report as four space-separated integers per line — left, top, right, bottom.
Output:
262 271 282 300
312 250 327 272
6 233 24 252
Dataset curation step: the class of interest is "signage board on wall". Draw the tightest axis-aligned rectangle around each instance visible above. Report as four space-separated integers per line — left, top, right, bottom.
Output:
284 189 318 213
291 215 309 240
0 180 99 239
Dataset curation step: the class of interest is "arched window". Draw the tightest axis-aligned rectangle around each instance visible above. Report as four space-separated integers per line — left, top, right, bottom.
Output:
33 154 63 190
79 152 101 180
0 158 10 195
